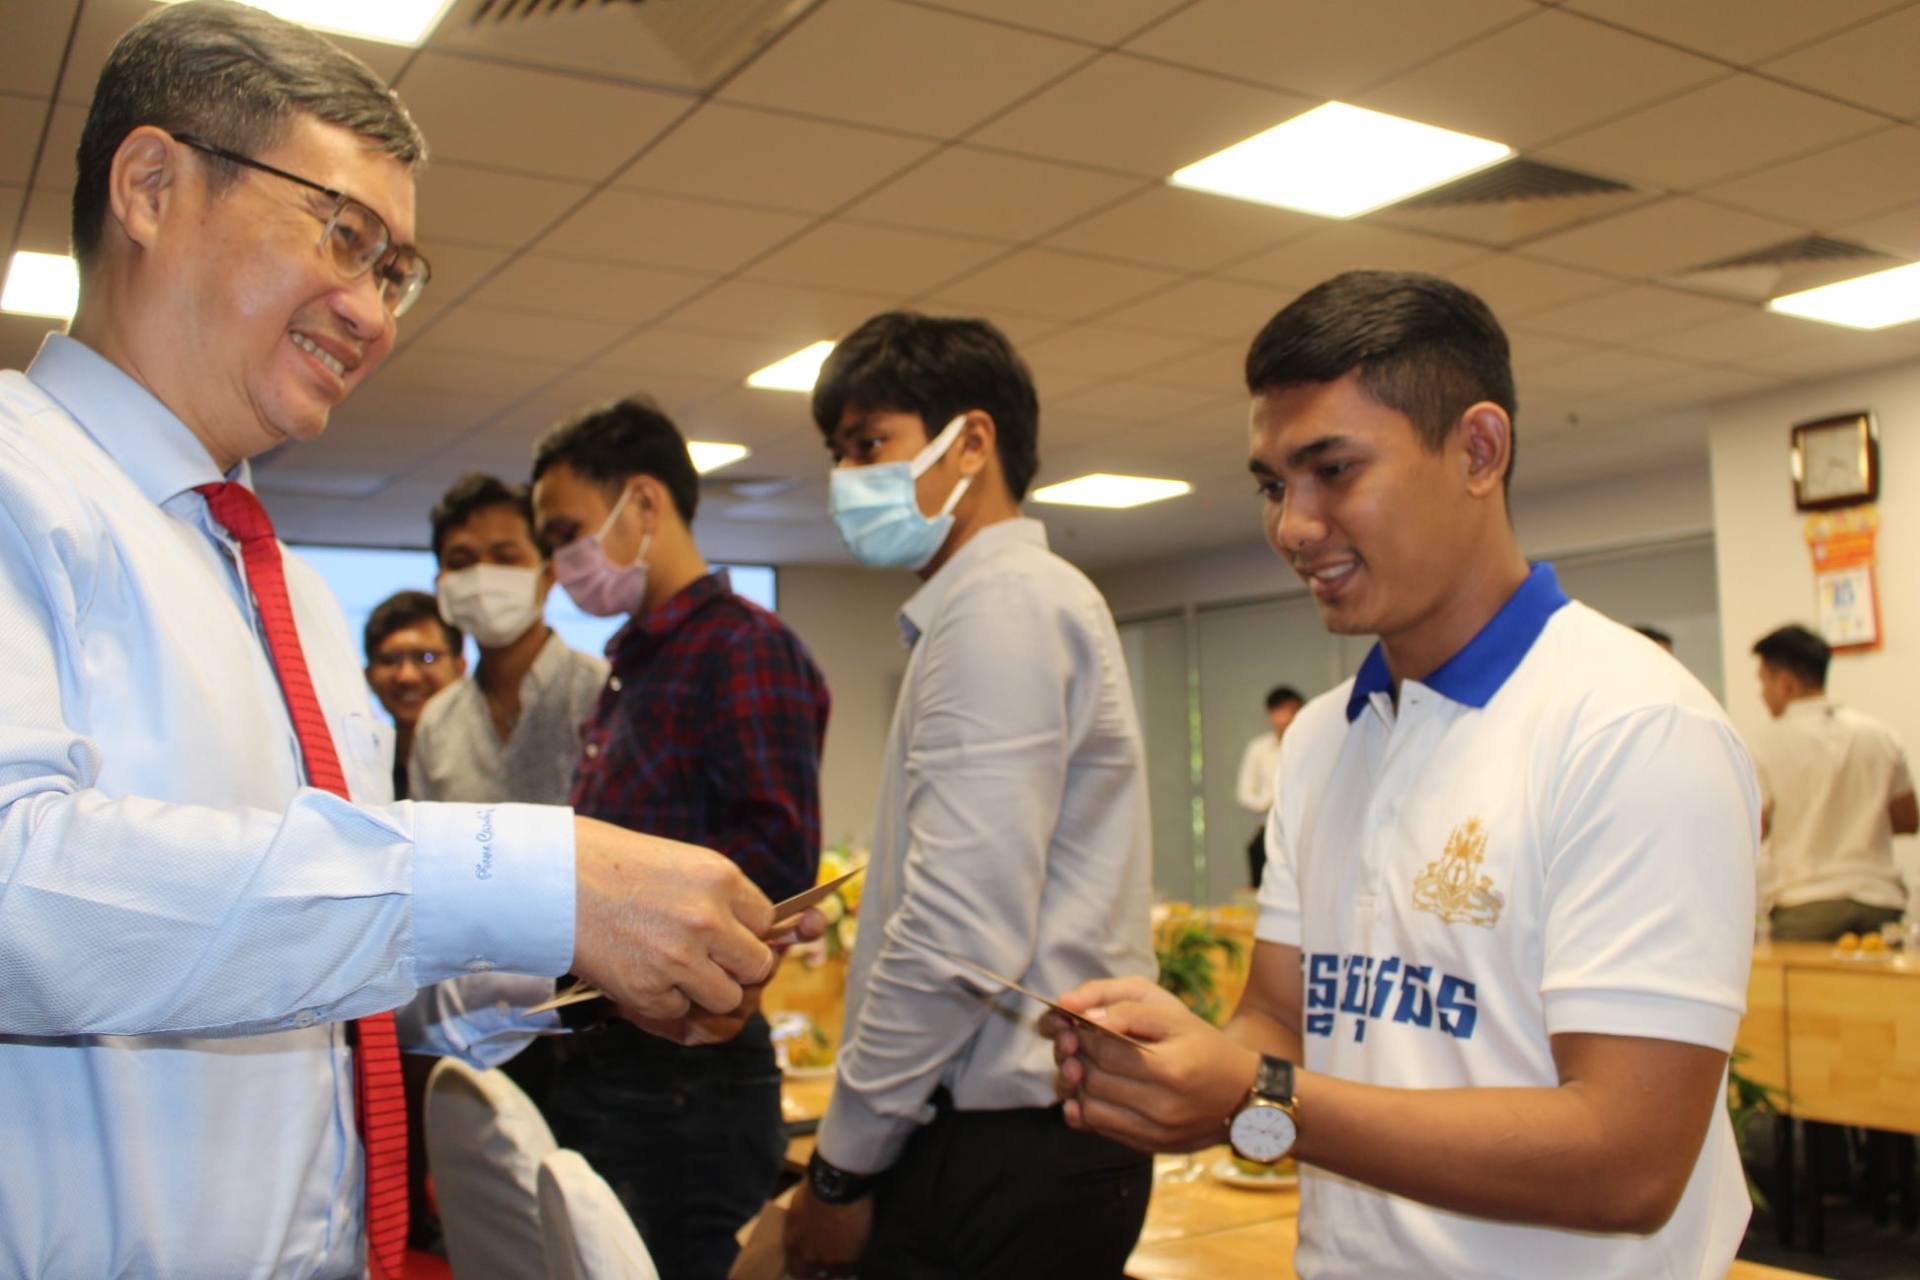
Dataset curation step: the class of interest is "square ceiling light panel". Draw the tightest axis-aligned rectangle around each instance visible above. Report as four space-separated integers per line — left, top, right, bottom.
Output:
688 442 749 474
1031 473 1193 509
1 252 78 320
158 0 456 45
1768 261 1920 330
747 340 836 392
1171 102 1512 220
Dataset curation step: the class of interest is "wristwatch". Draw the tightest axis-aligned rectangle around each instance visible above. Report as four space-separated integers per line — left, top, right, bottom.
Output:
1227 1054 1300 1165
806 1150 879 1205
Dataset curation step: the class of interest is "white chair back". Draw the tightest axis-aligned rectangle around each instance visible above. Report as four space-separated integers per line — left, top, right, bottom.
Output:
424 1058 557 1280
537 1149 660 1280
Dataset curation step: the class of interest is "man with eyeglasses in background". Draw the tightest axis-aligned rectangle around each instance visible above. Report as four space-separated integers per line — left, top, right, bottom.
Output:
364 589 466 801
0 4 791 1276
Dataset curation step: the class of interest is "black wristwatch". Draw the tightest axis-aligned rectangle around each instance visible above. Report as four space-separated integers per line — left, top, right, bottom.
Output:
807 1151 879 1205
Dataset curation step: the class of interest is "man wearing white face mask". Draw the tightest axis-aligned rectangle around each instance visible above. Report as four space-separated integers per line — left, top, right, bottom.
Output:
530 397 830 1280
411 472 609 807
785 312 1155 1280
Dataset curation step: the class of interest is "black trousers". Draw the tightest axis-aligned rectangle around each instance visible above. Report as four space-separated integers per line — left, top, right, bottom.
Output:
861 1092 1153 1280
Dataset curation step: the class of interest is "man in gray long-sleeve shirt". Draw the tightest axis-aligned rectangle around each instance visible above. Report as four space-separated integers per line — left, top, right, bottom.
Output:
783 311 1156 1280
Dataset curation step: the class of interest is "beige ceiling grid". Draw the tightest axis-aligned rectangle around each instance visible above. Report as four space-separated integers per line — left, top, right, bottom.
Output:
5 0 1920 568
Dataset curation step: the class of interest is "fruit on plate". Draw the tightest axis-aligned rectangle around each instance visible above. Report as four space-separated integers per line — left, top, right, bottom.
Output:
1836 932 1860 953
1230 1154 1297 1178
1862 932 1885 952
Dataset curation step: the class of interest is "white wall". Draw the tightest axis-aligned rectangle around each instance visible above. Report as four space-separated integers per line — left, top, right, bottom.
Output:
776 564 916 853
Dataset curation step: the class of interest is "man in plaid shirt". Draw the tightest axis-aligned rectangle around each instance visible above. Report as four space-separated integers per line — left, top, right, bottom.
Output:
529 395 830 1280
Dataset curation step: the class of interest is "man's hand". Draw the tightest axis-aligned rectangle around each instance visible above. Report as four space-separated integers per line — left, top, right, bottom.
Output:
1047 976 1262 1154
570 816 776 1023
621 906 829 1046
783 1182 873 1280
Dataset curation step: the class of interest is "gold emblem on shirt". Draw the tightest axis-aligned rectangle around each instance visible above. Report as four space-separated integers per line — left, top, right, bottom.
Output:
1412 818 1505 928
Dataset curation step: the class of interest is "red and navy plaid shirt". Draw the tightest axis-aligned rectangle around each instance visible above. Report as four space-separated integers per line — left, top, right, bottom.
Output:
572 571 828 902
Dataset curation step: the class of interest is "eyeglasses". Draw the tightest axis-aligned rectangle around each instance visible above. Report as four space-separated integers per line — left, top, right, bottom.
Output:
370 647 454 672
170 131 432 318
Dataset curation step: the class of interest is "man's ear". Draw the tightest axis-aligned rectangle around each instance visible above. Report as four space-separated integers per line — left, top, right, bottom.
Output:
109 126 184 254
1456 402 1512 500
956 410 998 480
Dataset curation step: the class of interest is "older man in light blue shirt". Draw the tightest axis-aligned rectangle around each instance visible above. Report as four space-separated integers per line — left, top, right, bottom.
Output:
0 5 779 1276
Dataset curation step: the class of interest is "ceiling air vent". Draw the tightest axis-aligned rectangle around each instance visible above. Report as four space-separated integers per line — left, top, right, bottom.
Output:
437 0 821 91
1372 158 1648 247
1669 234 1899 303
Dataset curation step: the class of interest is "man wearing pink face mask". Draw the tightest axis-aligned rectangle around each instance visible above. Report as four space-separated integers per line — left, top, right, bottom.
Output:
529 395 831 1280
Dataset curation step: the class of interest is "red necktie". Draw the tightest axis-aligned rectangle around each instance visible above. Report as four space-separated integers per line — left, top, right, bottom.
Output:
198 482 408 1279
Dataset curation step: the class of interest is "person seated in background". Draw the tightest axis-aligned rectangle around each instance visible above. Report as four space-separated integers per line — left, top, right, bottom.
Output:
1750 623 1916 942
410 471 606 805
362 589 465 800
1236 684 1304 888
529 397 830 1280
1051 271 1759 1280
784 312 1156 1280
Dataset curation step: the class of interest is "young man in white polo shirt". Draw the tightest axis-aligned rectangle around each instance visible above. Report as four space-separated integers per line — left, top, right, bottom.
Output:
1052 271 1761 1279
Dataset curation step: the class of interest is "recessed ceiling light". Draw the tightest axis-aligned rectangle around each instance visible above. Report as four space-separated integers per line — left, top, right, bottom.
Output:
1 251 78 320
156 0 455 46
746 341 835 393
688 441 749 474
1031 473 1193 509
1170 102 1512 220
1768 262 1920 330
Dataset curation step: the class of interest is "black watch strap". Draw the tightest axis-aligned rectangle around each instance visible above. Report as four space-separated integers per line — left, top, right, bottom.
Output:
807 1150 879 1205
1253 1055 1295 1105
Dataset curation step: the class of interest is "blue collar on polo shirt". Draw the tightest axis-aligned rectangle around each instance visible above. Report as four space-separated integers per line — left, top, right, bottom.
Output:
1346 562 1571 722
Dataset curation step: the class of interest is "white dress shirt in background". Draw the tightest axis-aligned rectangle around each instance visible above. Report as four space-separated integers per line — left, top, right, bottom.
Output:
815 518 1155 1175
1750 696 1914 912
0 335 575 1277
1236 730 1285 815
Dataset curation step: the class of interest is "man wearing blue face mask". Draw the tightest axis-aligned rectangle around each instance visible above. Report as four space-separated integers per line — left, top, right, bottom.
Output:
528 396 831 1280
784 312 1156 1280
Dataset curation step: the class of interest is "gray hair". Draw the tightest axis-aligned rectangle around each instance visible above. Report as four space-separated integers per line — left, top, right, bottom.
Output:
72 0 427 267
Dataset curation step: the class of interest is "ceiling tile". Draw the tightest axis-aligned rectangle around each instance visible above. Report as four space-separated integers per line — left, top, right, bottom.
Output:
0 96 50 188
1133 342 1251 394
1538 74 1883 191
1444 254 1620 318
928 247 1182 321
1018 325 1213 381
969 53 1313 177
417 162 592 251
1760 7 1920 119
1223 223 1485 290
1044 185 1319 273
410 304 632 366
1355 8 1723 150
1839 201 1920 257
467 254 712 326
1638 365 1786 406
612 102 932 214
907 0 1190 45
1099 276 1293 342
13 183 71 256
396 243 512 331
848 146 1144 243
2 0 77 99
1528 348 1707 395
1563 0 1903 66
1050 379 1241 427
1522 196 1800 277
1518 284 1751 345
1630 308 1836 364
540 189 811 272
665 278 896 344
1507 330 1603 376
369 346 572 405
395 51 687 183
0 184 24 253
1723 326 1920 380
26 102 85 192
1701 126 1920 230
600 327 806 382
1125 0 1531 100
57 0 168 107
746 220 1006 296
719 0 1088 138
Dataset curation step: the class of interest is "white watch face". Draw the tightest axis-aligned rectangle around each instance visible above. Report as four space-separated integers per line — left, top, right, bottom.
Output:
1230 1101 1297 1163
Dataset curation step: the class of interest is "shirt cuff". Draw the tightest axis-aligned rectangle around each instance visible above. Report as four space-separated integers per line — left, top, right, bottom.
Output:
412 802 575 983
1254 903 1301 947
1542 989 1743 1052
815 1079 935 1177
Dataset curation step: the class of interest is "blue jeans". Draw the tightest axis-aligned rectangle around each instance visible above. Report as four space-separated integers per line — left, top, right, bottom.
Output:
544 1013 786 1280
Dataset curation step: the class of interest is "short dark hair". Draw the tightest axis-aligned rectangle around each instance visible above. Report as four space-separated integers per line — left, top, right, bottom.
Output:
430 473 536 562
1753 625 1830 689
74 0 426 269
812 311 1041 501
1266 685 1305 712
1245 270 1519 486
364 589 460 663
1632 624 1674 649
531 396 700 524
